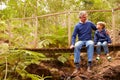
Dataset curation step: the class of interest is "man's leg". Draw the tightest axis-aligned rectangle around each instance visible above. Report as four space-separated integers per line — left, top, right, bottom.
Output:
72 41 84 74
86 40 94 72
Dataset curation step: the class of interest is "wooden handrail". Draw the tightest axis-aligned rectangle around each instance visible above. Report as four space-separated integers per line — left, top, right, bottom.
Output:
10 7 120 20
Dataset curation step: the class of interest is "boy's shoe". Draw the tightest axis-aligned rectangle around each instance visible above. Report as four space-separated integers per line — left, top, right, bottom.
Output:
96 56 100 61
107 56 112 62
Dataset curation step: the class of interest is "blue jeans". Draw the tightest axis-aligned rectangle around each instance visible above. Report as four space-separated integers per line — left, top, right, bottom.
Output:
96 41 109 54
74 40 94 64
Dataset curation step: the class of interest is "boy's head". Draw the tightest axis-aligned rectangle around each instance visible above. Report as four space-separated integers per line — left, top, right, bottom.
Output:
96 21 106 30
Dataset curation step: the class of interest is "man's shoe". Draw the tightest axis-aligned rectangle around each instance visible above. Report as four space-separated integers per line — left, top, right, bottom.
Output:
87 66 92 73
71 68 80 76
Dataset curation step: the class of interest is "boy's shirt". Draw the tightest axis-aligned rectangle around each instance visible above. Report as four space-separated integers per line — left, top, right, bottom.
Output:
94 29 112 44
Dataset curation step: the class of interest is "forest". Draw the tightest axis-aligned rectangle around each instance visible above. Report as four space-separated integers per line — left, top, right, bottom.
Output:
0 0 120 80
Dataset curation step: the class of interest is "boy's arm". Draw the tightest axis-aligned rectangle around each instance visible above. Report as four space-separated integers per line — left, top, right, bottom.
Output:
105 31 112 43
107 34 112 43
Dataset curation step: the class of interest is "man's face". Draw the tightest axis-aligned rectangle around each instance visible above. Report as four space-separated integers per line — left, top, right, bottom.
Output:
80 14 87 23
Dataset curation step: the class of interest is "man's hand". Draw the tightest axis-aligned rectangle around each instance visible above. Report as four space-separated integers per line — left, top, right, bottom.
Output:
108 43 112 46
70 45 75 49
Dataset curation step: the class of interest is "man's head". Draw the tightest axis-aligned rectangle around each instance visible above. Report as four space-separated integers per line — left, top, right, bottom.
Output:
79 11 88 23
96 21 106 30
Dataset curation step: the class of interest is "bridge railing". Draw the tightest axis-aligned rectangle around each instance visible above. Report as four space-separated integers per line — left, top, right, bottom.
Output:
6 7 120 49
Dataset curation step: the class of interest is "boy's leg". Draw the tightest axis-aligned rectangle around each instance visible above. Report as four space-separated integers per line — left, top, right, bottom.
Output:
86 40 94 72
96 42 102 55
102 41 109 54
102 41 111 61
96 42 102 60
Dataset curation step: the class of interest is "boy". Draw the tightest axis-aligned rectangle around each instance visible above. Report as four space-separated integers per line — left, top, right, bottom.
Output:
94 21 112 61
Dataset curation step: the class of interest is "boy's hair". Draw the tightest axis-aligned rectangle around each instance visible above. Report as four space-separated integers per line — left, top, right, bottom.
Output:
97 21 106 29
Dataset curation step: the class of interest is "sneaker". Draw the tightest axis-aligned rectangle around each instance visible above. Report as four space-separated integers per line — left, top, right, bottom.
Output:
107 56 112 62
96 56 100 61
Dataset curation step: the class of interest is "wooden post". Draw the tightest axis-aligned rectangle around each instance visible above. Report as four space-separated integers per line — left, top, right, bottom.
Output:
4 57 7 80
33 17 38 48
112 9 116 46
68 12 71 47
7 20 12 46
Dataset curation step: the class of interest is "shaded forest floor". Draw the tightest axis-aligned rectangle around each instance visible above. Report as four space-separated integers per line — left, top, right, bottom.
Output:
26 51 120 80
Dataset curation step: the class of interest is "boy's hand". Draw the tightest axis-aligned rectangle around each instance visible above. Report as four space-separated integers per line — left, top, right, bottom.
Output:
70 45 74 49
106 30 110 35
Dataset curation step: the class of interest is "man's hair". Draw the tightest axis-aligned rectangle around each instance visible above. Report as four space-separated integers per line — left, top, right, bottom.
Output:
79 11 88 18
97 21 106 29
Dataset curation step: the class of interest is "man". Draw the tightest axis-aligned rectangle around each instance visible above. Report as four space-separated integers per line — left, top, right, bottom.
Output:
70 11 97 75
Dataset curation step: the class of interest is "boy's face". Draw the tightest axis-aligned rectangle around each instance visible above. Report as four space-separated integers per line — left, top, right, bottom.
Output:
97 24 103 30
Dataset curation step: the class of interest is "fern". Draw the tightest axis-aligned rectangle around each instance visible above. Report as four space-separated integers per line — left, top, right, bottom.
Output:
38 26 68 48
0 50 52 80
57 53 70 63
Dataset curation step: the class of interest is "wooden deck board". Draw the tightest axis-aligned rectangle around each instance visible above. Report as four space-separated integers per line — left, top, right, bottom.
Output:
22 44 120 53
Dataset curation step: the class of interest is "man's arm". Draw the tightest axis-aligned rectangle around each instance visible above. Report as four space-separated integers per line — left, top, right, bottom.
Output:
70 25 78 48
91 22 97 30
71 26 78 45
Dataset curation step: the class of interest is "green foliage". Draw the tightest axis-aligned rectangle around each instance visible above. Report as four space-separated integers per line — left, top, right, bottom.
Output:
0 21 7 31
17 70 52 80
58 56 67 63
0 43 9 54
0 50 52 80
1 0 119 19
38 25 68 48
0 0 119 48
0 20 9 40
106 0 120 8
0 1 119 80
26 73 52 80
9 20 35 48
58 53 70 63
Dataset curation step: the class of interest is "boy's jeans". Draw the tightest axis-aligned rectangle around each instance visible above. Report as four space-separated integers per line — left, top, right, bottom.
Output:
74 40 94 64
96 41 109 54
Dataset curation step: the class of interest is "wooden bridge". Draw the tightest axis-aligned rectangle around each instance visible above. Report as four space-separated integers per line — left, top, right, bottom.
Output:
19 44 120 53
7 7 120 53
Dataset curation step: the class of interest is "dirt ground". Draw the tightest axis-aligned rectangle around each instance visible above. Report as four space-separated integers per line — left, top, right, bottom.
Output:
26 51 120 80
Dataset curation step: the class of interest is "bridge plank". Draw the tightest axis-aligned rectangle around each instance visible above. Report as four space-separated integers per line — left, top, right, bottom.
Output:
23 44 120 53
